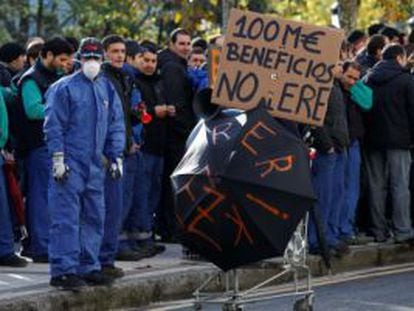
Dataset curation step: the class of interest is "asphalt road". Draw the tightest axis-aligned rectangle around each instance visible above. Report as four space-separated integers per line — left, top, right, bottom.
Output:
142 264 414 311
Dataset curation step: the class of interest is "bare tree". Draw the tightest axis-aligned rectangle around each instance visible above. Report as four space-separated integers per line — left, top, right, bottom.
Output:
338 0 360 32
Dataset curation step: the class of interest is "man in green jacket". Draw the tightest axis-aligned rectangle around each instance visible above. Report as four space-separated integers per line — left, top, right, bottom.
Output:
16 37 73 262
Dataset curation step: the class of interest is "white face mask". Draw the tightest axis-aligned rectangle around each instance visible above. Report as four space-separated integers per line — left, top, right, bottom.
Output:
82 60 101 80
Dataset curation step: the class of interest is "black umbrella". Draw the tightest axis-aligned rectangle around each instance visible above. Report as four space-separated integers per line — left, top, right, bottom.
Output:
171 105 316 271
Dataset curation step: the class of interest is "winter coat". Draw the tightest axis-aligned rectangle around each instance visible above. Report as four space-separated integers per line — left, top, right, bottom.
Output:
312 81 349 153
134 70 167 156
158 49 195 140
363 59 414 149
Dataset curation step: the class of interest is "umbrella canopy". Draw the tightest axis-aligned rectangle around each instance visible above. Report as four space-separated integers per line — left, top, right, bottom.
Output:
171 106 316 271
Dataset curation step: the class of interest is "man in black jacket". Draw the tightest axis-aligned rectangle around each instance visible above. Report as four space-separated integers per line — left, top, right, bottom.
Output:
309 62 350 257
100 35 144 277
124 41 167 255
157 28 195 239
338 61 364 243
363 44 414 243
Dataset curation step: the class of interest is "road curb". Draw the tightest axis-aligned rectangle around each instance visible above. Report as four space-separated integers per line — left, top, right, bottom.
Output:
1 243 413 310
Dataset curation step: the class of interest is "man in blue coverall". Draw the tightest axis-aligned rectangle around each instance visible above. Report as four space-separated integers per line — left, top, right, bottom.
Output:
44 38 126 291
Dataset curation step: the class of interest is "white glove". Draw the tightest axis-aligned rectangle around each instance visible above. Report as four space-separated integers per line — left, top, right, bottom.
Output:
52 152 70 182
109 157 123 179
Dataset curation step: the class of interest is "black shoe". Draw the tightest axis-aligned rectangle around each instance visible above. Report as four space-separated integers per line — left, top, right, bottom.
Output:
330 241 350 258
142 244 166 257
340 235 360 246
308 248 321 255
153 244 166 255
0 254 29 267
395 237 414 244
20 249 32 258
101 265 125 279
116 249 149 261
82 271 114 286
160 235 180 243
32 255 49 263
50 274 86 292
182 248 204 261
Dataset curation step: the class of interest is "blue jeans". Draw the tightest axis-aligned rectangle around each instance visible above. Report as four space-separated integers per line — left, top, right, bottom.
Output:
308 152 346 249
340 140 361 238
328 151 347 242
142 152 164 234
0 155 15 258
118 152 146 251
99 173 123 266
49 161 105 277
122 152 163 245
25 145 49 257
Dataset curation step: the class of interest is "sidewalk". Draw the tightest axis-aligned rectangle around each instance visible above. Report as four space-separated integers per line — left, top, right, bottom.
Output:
1 242 414 311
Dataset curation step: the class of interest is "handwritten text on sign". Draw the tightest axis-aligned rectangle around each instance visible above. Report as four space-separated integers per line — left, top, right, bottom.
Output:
211 9 344 126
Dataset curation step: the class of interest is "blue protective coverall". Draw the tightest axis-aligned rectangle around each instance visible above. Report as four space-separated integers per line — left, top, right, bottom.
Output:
44 72 125 277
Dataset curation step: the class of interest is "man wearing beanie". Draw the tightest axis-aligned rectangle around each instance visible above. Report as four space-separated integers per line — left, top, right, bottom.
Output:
0 42 26 87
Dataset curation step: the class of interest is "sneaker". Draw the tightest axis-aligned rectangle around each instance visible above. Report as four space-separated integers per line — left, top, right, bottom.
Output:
101 265 125 279
154 234 162 242
82 271 114 286
0 254 29 267
50 274 86 292
116 249 148 261
20 249 32 258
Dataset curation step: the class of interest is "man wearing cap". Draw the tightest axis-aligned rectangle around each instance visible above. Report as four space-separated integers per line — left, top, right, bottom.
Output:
44 37 125 291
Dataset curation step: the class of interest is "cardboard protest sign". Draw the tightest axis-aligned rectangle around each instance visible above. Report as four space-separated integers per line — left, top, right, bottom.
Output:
208 45 221 88
211 9 344 126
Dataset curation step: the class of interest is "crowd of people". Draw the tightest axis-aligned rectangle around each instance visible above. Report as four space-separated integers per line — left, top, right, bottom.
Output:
1 19 414 291
0 28 214 290
309 22 414 258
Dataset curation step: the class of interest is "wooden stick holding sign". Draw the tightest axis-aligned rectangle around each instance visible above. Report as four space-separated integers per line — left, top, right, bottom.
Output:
208 45 221 88
211 9 344 126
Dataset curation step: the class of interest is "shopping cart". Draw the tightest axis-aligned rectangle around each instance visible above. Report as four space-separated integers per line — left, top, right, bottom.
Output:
192 147 319 311
192 212 314 311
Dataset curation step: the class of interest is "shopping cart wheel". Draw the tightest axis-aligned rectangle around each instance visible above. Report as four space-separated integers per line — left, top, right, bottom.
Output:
293 295 313 311
222 303 245 311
